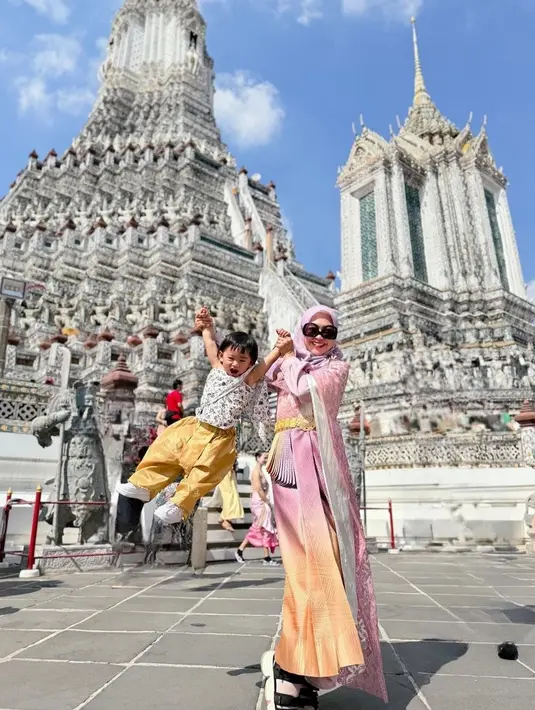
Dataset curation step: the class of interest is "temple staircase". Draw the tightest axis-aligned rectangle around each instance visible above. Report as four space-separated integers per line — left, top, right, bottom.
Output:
202 478 266 562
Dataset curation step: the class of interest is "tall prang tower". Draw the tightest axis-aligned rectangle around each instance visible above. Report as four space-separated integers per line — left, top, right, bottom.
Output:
337 19 535 435
0 0 331 424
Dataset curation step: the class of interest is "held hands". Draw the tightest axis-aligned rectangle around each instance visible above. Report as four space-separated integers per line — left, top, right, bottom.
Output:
194 307 214 333
275 328 294 358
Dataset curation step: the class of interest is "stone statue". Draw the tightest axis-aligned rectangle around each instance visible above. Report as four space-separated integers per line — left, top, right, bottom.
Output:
32 383 110 546
54 298 76 332
186 45 199 75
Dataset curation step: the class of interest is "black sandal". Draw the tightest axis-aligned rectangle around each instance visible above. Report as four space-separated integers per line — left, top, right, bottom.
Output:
261 652 319 709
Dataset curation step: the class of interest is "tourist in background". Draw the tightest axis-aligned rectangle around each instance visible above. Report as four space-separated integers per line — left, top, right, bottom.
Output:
235 451 279 565
165 378 184 426
210 461 244 531
155 397 168 437
260 306 387 709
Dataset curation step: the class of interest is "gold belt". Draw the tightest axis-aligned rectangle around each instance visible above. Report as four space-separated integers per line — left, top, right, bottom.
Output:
275 417 316 433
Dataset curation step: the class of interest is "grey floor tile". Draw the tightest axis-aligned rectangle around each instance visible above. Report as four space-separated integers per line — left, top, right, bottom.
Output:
381 619 481 642
414 674 535 709
83 665 261 710
392 639 533 678
179 613 279 636
117 596 197 613
0 608 92 630
0 659 119 710
0 630 51 658
320 676 427 710
76 610 183 632
18 629 159 663
141 631 270 667
378 605 454 622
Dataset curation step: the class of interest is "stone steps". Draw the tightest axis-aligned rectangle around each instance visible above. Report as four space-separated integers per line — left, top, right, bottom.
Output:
202 480 266 561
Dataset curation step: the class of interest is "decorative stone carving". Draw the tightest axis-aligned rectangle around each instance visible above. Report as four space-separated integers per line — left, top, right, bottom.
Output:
32 383 110 545
0 0 332 428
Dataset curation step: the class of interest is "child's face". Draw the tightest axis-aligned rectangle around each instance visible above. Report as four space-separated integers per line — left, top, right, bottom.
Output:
218 347 253 378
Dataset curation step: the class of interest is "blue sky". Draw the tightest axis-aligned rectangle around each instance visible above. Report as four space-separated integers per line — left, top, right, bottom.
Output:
0 0 534 289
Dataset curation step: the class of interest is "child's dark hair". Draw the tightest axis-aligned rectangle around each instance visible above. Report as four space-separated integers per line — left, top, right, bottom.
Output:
172 378 183 390
219 331 258 363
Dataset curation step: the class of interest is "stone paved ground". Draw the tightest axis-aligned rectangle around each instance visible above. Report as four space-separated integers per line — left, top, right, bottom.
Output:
1 554 535 709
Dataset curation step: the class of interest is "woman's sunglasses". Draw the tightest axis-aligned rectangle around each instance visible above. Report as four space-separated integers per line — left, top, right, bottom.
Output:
302 323 338 340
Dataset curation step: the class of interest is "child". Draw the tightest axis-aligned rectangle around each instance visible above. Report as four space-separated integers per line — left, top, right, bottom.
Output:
118 308 289 525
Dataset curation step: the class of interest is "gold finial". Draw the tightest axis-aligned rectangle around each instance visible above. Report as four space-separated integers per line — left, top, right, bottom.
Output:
411 16 427 105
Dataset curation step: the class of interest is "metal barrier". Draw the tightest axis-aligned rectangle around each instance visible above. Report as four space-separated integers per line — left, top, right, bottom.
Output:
360 499 396 550
0 486 136 576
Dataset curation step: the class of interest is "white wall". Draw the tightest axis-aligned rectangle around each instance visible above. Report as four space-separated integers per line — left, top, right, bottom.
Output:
364 465 535 546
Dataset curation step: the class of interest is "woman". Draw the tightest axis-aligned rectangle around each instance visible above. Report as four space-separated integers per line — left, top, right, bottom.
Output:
261 306 387 709
210 462 244 531
235 451 279 565
155 398 168 437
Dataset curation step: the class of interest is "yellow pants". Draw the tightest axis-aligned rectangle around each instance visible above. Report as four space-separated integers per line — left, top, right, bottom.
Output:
129 417 236 519
212 469 244 521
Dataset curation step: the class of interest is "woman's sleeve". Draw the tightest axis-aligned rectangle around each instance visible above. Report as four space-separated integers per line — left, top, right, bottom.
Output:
310 361 350 412
279 357 312 400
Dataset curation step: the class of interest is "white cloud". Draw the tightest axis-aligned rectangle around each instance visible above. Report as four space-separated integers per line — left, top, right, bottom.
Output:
276 0 323 24
16 76 52 114
5 33 101 119
215 71 285 149
32 34 82 77
201 0 422 23
200 0 324 24
15 0 71 24
342 0 423 21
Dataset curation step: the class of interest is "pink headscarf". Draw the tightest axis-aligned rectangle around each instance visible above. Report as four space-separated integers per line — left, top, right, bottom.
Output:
293 305 344 369
267 305 344 382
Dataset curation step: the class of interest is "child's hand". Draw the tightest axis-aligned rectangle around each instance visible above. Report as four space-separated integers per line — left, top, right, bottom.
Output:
195 307 213 331
275 333 294 356
276 328 291 339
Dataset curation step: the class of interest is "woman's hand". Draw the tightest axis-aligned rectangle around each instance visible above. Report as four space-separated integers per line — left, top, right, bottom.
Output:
195 307 213 332
275 329 295 357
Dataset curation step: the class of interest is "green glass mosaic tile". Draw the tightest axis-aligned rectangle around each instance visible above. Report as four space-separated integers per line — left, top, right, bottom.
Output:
405 183 428 283
484 189 509 290
360 191 378 282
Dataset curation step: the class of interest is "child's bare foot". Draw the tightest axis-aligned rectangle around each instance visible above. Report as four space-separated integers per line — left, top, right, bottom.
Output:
220 519 234 532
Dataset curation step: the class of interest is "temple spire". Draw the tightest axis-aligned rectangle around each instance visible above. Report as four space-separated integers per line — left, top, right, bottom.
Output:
411 17 429 106
402 17 458 142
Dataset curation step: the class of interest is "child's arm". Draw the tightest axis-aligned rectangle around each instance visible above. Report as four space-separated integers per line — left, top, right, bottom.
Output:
245 329 293 386
196 308 221 369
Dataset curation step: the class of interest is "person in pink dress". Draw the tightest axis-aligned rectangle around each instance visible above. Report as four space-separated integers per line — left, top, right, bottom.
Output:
235 451 279 566
260 305 387 710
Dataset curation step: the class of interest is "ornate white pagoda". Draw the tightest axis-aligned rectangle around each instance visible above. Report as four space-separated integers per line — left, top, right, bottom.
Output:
0 0 332 430
337 20 535 547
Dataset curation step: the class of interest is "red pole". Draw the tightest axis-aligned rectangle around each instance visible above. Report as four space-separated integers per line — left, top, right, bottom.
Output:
0 488 13 563
26 486 42 571
388 499 395 550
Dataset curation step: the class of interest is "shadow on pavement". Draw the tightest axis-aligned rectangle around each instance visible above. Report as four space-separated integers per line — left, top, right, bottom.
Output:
501 605 535 625
0 579 63 598
321 639 469 709
0 606 20 617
